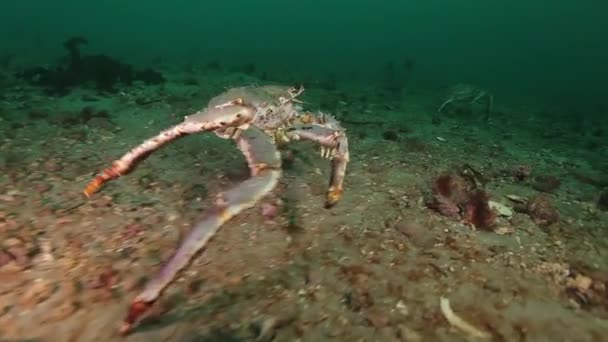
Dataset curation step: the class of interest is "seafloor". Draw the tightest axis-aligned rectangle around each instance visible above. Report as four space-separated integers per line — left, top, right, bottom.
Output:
1 65 608 342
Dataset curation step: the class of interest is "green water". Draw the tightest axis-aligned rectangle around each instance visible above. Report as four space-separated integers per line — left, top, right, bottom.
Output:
1 1 607 111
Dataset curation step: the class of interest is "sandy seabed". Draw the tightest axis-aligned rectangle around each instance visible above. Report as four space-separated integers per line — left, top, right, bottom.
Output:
1 68 608 342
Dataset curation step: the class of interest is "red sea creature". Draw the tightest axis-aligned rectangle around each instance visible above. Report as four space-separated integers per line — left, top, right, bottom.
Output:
427 173 496 230
462 189 496 230
426 174 470 218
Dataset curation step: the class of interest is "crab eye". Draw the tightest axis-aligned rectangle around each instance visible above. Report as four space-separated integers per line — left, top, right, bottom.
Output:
219 121 227 126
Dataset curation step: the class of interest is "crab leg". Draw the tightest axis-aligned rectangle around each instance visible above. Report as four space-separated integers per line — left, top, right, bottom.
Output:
284 124 349 208
437 98 453 113
485 94 494 121
83 100 255 197
119 127 282 335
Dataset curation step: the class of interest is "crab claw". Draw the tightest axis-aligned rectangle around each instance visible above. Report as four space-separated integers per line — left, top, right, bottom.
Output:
119 299 154 335
82 103 256 198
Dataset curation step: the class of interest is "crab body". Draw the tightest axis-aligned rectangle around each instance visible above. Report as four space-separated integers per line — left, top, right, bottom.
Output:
82 85 349 335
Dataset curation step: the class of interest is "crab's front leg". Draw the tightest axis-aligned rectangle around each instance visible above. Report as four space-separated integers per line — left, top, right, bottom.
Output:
485 93 494 121
437 98 454 114
283 123 349 208
83 99 253 197
119 127 282 335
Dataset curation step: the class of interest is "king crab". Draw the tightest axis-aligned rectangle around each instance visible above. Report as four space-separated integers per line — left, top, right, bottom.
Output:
82 85 349 335
437 83 493 121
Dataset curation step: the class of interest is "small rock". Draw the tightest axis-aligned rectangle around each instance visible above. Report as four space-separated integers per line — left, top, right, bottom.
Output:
254 312 297 342
20 279 53 308
367 164 384 174
378 327 400 342
506 194 528 204
6 245 28 265
488 201 513 218
308 183 325 196
44 158 63 172
396 325 422 342
532 175 561 193
0 260 25 272
395 300 409 316
121 275 146 292
494 226 515 235
34 183 52 193
366 309 390 328
122 223 143 241
261 202 278 220
226 275 243 286
394 221 434 248
89 267 119 290
3 237 24 249
45 301 78 323
527 195 560 227
566 274 593 292
0 250 12 267
382 131 399 141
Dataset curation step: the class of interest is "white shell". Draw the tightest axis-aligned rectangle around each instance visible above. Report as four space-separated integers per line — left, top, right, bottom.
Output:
489 200 513 218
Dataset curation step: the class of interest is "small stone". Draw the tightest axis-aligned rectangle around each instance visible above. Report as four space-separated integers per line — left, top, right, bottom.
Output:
395 300 409 316
255 312 297 342
226 275 243 286
0 250 12 267
308 183 325 196
89 267 119 290
34 183 52 193
566 274 593 292
261 202 278 220
366 309 390 328
44 158 63 172
397 325 422 342
45 301 78 323
3 237 24 249
489 201 513 218
382 130 399 141
20 279 53 308
6 245 28 265
494 226 515 235
0 260 25 272
506 194 528 203
121 275 145 292
378 327 400 342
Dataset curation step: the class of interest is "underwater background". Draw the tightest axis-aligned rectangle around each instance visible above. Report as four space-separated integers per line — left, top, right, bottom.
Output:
2 0 607 110
1 1 608 341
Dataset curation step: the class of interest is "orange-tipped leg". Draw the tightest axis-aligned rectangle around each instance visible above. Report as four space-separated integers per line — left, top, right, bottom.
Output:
283 123 349 208
83 167 121 197
119 300 154 335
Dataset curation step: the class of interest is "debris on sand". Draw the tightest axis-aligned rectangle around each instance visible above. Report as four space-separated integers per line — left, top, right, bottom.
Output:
439 297 491 339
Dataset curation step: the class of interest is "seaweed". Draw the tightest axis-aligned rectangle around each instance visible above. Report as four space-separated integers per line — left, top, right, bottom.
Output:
16 36 165 95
